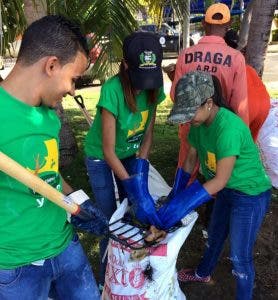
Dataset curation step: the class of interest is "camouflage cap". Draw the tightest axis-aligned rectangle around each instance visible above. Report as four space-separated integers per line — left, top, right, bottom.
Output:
167 71 214 124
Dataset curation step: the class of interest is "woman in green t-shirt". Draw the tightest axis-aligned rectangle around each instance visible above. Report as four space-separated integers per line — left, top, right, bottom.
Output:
159 71 271 300
84 31 165 288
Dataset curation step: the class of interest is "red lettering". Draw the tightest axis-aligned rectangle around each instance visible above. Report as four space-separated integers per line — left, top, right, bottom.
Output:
129 266 145 289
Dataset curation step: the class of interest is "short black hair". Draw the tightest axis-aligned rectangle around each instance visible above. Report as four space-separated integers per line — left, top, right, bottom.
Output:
224 29 239 49
17 15 89 66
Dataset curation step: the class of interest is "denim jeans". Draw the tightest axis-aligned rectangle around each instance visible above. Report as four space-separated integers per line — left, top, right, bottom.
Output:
196 188 271 300
0 234 100 300
85 155 137 286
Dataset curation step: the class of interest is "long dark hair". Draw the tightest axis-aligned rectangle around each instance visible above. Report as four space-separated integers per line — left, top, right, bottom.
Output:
118 60 158 113
210 75 234 112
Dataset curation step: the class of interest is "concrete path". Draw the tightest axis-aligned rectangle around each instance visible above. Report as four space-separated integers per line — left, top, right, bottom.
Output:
262 43 278 90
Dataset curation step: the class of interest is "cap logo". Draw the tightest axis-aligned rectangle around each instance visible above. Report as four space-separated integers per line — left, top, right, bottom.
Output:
139 51 157 69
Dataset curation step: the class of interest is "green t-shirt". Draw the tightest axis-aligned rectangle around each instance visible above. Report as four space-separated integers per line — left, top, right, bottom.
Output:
0 87 73 268
85 75 165 159
188 108 271 195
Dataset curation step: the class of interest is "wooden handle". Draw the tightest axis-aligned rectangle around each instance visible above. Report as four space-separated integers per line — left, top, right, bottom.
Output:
0 151 80 214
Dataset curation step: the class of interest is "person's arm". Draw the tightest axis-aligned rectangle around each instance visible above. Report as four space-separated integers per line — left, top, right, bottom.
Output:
183 145 198 174
102 108 129 180
138 107 157 159
203 156 236 195
61 176 74 195
162 64 176 82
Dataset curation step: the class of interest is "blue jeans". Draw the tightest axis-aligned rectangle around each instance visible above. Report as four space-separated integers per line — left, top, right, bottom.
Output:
196 188 271 300
0 234 100 300
85 155 137 286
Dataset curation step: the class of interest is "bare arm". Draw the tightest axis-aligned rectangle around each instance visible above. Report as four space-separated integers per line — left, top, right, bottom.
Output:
183 145 236 195
203 156 236 195
182 145 198 174
61 176 74 195
102 108 129 180
138 107 157 159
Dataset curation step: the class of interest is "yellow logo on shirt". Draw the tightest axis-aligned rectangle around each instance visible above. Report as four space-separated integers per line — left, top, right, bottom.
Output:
205 151 216 174
27 139 58 175
127 110 149 138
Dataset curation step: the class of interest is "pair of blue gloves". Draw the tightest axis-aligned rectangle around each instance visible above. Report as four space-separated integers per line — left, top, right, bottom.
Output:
70 159 211 235
122 159 211 230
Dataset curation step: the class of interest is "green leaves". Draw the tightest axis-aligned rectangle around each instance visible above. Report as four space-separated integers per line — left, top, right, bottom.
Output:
1 0 26 55
48 0 140 80
0 0 141 78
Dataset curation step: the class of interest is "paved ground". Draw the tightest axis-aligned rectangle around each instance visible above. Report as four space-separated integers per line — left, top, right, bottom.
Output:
262 43 278 90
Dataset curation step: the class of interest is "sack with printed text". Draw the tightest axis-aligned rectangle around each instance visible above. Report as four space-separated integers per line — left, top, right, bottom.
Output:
102 199 197 300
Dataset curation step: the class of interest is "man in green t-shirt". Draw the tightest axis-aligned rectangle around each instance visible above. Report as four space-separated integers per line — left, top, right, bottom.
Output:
0 16 107 300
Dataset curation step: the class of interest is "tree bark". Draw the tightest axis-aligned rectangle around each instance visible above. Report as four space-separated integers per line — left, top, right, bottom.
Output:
23 0 46 25
237 0 256 50
182 0 190 50
245 0 277 76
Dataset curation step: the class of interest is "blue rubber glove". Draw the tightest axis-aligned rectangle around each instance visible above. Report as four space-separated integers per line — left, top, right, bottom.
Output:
68 190 109 236
158 180 211 230
122 174 163 228
167 168 191 200
132 158 149 177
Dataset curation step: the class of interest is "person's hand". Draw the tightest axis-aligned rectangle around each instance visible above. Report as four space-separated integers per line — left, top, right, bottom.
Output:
68 190 109 236
167 168 191 201
162 63 176 82
122 174 163 228
144 225 167 243
158 180 211 230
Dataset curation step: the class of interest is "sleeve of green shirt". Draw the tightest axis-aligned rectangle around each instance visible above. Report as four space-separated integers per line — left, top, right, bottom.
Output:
188 125 197 149
157 87 166 105
216 129 242 160
97 83 119 117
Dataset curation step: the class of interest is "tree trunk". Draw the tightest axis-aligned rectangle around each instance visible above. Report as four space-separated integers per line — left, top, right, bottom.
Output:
237 0 256 50
23 0 78 168
245 0 277 76
182 0 190 50
55 103 78 169
23 0 46 25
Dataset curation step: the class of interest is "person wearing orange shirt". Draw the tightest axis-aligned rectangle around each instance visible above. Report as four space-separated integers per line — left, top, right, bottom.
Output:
224 29 270 141
169 3 248 171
